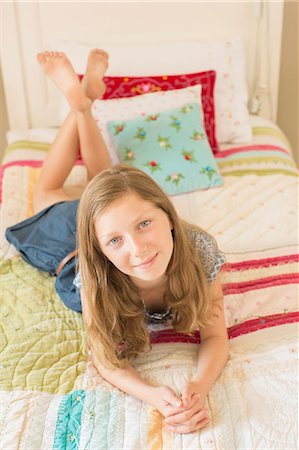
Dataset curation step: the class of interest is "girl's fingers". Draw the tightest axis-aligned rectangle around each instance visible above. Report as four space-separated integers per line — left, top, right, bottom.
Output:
192 409 209 425
162 388 182 408
165 412 209 434
181 387 192 408
164 395 202 424
196 416 210 428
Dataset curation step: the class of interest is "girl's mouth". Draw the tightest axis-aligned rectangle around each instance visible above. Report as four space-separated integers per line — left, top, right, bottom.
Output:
135 253 158 268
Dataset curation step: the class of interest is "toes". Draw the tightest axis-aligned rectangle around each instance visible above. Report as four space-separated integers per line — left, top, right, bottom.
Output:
92 48 109 59
36 52 47 64
37 50 67 65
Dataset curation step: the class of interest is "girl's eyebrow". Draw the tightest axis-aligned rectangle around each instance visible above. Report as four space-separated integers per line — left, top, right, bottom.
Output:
99 207 156 240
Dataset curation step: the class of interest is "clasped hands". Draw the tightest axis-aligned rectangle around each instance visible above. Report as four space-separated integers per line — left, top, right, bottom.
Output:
154 381 209 434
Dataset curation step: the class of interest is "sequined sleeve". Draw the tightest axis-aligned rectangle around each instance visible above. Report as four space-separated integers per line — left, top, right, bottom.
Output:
185 227 226 284
73 272 82 289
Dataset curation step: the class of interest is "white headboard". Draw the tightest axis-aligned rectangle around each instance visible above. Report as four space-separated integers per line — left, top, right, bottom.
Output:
1 1 284 130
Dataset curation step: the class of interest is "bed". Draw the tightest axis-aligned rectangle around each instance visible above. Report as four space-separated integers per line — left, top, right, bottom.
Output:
1 116 298 449
1 2 298 449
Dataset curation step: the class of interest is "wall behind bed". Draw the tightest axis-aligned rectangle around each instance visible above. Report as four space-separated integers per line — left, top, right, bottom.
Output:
3 1 298 164
277 1 298 164
1 1 284 130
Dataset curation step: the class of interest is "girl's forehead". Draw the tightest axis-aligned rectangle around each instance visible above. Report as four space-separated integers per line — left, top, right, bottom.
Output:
105 192 154 211
96 192 158 223
94 192 170 235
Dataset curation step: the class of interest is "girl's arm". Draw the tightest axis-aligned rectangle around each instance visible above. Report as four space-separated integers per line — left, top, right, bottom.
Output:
81 288 183 416
192 275 229 395
164 276 229 433
90 351 184 414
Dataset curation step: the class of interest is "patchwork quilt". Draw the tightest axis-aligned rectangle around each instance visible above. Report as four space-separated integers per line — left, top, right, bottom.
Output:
0 121 298 449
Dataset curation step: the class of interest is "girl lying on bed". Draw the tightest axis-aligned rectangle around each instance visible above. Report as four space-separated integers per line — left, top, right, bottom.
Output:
6 50 229 434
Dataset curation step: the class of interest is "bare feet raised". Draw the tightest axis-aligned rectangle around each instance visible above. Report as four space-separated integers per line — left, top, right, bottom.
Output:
82 49 109 100
37 51 91 111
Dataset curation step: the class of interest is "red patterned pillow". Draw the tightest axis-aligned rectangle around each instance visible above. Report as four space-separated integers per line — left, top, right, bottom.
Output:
102 71 219 153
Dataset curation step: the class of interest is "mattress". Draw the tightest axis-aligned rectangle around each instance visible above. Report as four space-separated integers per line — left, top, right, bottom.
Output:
0 117 298 449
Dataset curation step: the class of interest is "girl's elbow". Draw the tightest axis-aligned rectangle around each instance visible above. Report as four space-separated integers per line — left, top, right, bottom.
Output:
223 339 230 363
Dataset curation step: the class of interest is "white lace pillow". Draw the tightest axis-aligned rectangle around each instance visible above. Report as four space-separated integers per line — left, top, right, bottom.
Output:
61 84 204 164
55 36 252 144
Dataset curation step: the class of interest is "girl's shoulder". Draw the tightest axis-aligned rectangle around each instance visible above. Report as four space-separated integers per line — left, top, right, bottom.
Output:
183 223 226 284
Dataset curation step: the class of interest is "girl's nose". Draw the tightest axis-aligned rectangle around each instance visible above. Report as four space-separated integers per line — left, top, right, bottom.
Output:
129 235 147 256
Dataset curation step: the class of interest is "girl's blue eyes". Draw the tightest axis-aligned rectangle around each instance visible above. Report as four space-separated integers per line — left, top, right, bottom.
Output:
139 220 150 228
109 237 120 245
108 220 151 246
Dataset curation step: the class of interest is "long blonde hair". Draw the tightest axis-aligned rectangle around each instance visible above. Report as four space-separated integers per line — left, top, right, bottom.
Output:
77 164 212 368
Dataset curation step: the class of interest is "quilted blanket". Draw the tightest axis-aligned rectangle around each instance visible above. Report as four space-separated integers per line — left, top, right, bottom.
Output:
0 121 298 449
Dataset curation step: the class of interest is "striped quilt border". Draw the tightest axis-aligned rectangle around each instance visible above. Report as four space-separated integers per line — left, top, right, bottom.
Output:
0 149 297 205
150 311 299 345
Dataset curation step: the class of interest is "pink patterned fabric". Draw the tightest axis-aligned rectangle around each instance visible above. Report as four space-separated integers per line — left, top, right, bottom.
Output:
105 71 218 153
79 70 219 153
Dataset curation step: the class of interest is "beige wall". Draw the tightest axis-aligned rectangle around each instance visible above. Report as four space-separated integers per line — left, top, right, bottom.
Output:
0 66 9 162
277 0 299 164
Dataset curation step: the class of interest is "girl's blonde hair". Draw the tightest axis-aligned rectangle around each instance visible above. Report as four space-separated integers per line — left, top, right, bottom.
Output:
77 164 212 368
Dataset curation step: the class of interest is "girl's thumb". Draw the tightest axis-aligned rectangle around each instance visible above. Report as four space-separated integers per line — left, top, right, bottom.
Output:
181 388 191 407
164 389 182 407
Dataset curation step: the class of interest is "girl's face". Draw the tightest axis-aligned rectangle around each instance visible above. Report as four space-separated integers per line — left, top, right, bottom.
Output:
95 192 174 288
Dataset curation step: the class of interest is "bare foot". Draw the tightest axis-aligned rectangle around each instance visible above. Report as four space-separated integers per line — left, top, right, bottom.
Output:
82 49 109 100
37 51 91 111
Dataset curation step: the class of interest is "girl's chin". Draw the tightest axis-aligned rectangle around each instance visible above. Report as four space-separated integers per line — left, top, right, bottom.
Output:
130 268 167 285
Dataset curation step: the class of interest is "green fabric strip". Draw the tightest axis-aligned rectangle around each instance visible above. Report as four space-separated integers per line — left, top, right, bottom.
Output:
217 155 296 169
4 141 50 156
221 169 298 177
77 390 96 449
53 390 86 450
57 389 126 450
252 127 291 147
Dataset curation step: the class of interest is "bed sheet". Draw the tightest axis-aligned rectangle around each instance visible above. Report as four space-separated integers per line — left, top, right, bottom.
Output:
0 119 298 449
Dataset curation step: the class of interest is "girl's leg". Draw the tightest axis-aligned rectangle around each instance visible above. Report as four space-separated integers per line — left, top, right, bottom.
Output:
33 50 111 213
75 49 111 180
33 110 79 213
74 105 111 180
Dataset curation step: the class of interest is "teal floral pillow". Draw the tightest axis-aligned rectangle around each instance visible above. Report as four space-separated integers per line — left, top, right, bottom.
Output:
107 103 223 195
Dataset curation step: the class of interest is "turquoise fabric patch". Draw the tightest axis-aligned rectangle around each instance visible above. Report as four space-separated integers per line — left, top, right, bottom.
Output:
52 389 124 450
53 390 86 450
107 103 223 195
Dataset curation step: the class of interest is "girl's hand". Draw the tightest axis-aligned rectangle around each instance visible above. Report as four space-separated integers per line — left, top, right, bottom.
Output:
181 381 205 408
163 381 210 434
151 386 185 418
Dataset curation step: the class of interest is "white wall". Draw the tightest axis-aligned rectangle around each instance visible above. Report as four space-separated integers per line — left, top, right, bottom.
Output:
1 1 284 130
1 1 296 161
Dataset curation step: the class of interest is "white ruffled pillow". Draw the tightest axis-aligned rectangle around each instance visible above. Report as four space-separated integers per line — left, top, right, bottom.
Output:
55 36 252 144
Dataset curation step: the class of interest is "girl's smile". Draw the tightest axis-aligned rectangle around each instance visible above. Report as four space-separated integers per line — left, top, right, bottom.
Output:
134 253 158 269
95 192 174 287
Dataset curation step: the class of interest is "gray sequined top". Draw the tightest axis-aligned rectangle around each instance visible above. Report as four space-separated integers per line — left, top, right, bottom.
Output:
73 228 225 289
185 227 226 284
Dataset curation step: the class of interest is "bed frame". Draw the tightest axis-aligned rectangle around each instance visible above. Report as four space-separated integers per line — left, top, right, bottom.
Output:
1 1 284 130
